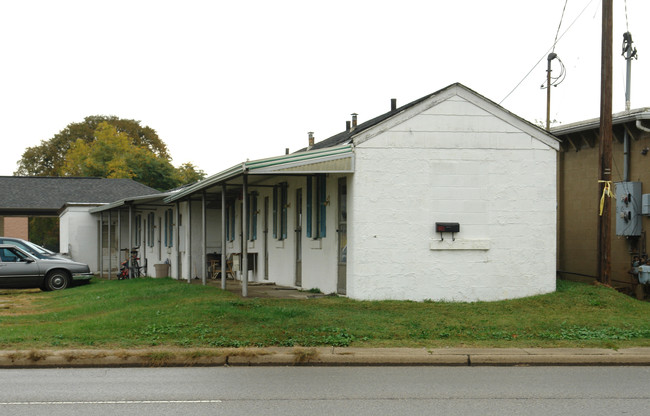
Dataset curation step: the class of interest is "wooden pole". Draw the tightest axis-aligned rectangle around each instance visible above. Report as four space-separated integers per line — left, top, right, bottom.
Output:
597 0 613 285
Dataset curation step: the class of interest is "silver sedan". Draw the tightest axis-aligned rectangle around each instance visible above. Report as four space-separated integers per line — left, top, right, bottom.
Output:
0 244 92 291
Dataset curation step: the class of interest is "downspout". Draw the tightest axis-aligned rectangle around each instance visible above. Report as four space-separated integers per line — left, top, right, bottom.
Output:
202 190 207 286
128 205 132 279
221 183 227 290
242 172 249 297
99 212 103 278
117 209 121 276
107 210 111 279
187 198 192 283
637 120 650 133
175 201 180 280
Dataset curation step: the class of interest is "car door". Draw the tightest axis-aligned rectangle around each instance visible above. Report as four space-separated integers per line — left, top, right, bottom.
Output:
0 247 41 288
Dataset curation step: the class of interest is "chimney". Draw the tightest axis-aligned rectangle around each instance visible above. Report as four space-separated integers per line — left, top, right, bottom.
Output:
308 131 314 148
351 113 358 129
346 121 351 132
285 148 289 155
391 98 397 111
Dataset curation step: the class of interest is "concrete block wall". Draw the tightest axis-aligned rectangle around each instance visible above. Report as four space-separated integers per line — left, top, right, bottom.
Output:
348 95 557 301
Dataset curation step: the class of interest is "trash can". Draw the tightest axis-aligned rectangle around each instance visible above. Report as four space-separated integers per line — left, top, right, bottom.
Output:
154 263 170 278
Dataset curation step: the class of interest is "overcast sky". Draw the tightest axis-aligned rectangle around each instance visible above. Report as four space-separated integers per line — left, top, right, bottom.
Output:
1 0 648 177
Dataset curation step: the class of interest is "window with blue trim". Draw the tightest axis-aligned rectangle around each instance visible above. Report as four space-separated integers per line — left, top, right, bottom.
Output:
164 208 173 247
306 175 327 238
147 212 155 247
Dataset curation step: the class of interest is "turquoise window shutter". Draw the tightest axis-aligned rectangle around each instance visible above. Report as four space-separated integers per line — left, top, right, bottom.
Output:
272 186 278 239
306 177 312 238
318 175 327 238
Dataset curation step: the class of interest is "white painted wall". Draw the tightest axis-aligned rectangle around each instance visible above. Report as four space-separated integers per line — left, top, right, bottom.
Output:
59 205 99 271
348 95 557 301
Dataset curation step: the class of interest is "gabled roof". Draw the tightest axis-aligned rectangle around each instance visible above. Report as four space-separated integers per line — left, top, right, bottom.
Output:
309 82 560 151
0 177 159 216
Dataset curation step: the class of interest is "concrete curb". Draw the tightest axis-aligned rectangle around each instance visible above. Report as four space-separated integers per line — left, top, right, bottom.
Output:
1 347 650 368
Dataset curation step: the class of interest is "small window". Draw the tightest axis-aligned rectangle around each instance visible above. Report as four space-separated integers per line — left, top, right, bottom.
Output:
164 209 173 247
306 175 326 238
147 212 155 247
247 191 258 241
134 215 142 246
280 182 288 240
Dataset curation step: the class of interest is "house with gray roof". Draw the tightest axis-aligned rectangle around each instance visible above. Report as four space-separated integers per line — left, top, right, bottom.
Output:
0 176 159 270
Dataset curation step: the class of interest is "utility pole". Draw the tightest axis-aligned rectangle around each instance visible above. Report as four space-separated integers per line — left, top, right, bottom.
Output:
597 0 613 285
546 53 557 131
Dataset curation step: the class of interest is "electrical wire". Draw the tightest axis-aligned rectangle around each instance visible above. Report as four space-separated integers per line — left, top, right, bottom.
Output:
499 0 596 105
552 0 569 54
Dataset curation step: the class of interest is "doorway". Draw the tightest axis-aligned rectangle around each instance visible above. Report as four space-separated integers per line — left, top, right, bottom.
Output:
295 188 302 287
264 196 269 280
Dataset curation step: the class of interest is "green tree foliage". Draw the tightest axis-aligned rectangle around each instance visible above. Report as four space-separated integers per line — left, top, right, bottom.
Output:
28 217 59 252
16 116 206 247
15 116 206 190
15 115 170 177
62 122 202 191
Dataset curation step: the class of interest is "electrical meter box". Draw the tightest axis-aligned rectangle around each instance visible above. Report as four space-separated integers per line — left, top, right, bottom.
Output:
615 181 642 236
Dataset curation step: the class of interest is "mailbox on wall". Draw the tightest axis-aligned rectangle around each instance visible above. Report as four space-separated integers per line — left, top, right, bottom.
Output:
435 222 459 241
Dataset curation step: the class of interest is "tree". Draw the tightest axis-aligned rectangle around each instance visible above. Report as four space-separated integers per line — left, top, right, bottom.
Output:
15 115 170 177
16 116 206 248
62 122 202 191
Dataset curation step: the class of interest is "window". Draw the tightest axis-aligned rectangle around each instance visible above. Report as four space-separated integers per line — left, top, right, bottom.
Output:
226 200 236 242
272 186 278 239
306 175 327 238
280 182 288 240
164 209 173 247
247 191 258 241
147 212 155 247
134 215 142 246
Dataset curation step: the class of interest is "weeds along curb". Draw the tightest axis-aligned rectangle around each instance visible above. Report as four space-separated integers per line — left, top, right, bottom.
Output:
1 347 650 368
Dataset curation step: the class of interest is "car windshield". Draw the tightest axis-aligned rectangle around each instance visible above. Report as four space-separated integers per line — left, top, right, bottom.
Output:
21 240 55 255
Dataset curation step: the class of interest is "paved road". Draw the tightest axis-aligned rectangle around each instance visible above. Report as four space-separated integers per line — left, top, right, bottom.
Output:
1 367 649 416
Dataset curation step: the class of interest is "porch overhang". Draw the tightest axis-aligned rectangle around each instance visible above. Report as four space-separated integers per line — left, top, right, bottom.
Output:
164 144 354 203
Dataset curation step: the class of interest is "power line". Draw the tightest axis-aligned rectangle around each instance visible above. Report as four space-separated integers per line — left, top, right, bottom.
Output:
552 0 569 54
499 0 596 105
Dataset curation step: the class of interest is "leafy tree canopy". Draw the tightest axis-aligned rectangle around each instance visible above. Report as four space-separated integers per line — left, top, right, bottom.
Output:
16 115 170 177
15 116 205 191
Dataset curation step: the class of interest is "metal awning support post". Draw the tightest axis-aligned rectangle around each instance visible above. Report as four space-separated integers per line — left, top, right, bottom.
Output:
202 190 207 286
242 173 248 297
221 183 227 290
187 198 192 283
175 201 180 279
128 205 132 279
117 209 121 276
99 212 104 278
107 211 112 279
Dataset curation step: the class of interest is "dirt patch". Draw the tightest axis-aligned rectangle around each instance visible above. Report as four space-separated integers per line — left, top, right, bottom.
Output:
0 289 42 316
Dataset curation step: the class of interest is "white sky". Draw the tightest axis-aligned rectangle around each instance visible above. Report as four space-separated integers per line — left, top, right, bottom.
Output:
1 0 648 177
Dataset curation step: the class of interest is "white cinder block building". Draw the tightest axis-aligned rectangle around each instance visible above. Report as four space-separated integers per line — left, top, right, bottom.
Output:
88 83 559 301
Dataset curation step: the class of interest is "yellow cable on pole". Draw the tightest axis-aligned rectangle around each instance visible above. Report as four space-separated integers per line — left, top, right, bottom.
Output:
598 180 615 216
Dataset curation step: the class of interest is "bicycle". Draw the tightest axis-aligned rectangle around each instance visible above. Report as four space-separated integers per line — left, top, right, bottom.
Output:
117 247 145 279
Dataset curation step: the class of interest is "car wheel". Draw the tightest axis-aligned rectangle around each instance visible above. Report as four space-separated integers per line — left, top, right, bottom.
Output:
45 271 70 291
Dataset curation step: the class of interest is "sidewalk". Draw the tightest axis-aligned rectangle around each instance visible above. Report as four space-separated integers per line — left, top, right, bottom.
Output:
2 347 649 368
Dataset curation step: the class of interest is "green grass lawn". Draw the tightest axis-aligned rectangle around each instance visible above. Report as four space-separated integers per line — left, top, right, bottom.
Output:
0 278 649 350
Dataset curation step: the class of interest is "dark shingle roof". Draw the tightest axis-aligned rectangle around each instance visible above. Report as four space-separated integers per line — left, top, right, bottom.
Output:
0 177 159 215
307 85 449 151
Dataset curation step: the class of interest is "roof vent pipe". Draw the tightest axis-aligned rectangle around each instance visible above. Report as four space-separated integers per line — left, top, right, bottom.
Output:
391 98 397 111
346 121 351 132
351 113 358 129
308 132 314 148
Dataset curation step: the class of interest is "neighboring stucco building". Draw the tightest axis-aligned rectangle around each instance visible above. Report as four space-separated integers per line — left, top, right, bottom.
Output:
552 108 650 297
